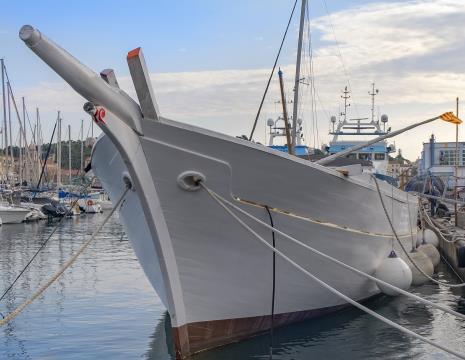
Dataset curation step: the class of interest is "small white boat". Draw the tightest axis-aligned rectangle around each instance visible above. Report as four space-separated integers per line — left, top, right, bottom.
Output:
88 191 113 210
78 198 102 213
0 205 31 224
22 202 48 221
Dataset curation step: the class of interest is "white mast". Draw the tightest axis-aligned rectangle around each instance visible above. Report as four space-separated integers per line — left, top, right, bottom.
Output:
22 96 30 186
36 107 41 184
341 86 350 123
19 98 23 186
0 59 6 185
68 124 71 184
7 83 13 181
291 0 307 154
80 119 84 173
57 111 61 187
369 83 378 123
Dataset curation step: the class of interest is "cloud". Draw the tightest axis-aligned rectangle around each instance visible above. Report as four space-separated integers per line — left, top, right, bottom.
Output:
16 0 465 159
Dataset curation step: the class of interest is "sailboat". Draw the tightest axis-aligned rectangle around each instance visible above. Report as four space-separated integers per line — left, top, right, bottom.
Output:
19 2 438 357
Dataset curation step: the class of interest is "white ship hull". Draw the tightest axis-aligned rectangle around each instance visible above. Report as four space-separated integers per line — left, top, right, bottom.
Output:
18 27 418 358
92 118 418 358
77 199 102 214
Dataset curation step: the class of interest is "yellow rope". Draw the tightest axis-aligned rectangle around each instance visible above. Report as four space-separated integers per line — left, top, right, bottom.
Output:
237 197 412 239
0 186 130 326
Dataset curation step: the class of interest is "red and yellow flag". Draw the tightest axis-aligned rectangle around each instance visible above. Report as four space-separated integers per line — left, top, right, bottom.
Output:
439 112 462 124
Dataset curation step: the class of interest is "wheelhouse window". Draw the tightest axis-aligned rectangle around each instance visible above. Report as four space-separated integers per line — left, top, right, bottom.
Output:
358 153 371 160
374 153 385 160
439 150 457 165
346 153 356 159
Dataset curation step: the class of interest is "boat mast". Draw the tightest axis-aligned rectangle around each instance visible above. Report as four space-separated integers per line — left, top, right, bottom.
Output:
57 111 61 187
36 107 41 184
341 86 350 123
7 83 13 181
369 83 378 123
1 59 7 185
278 69 292 154
80 119 84 173
19 99 23 186
291 0 307 154
22 97 30 186
68 124 71 184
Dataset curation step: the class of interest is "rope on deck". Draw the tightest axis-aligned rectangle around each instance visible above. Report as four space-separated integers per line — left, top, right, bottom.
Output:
0 185 130 327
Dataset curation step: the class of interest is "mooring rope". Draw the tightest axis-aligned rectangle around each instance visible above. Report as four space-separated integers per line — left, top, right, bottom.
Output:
237 197 412 239
199 183 465 320
416 199 465 283
0 177 95 304
372 175 465 288
248 0 299 141
419 202 465 244
0 185 130 326
406 191 416 252
199 182 465 359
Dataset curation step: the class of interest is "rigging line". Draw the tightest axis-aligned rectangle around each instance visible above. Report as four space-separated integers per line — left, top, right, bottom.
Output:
315 91 330 123
0 174 94 305
320 0 360 118
248 0 299 141
4 68 30 145
86 118 93 138
407 192 416 252
25 107 37 145
305 3 319 148
6 81 30 153
440 253 465 283
34 119 57 195
264 206 276 360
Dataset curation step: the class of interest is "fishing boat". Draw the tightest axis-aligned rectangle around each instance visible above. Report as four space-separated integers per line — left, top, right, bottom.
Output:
20 2 457 357
322 85 397 185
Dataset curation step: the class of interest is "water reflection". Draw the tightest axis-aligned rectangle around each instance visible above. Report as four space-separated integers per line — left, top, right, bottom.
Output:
149 270 465 359
146 312 175 360
1 216 464 359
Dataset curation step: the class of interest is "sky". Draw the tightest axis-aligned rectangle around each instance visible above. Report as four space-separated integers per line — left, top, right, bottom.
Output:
1 0 465 160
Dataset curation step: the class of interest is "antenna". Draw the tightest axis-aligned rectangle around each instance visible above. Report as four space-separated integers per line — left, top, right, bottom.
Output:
368 83 379 123
340 86 350 122
330 115 337 133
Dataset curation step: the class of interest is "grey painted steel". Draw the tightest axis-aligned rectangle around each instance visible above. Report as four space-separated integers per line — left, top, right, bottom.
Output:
100 69 120 88
19 25 144 134
127 48 160 121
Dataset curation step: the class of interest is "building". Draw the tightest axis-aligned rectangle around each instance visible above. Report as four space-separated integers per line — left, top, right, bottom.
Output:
419 134 465 187
388 159 411 179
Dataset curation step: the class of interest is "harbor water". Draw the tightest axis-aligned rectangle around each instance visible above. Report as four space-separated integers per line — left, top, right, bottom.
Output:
1 215 464 359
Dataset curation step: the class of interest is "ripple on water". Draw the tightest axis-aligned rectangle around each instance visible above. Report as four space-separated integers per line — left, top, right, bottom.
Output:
0 216 464 359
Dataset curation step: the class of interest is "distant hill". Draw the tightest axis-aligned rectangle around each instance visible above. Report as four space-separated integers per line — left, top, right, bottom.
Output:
1 140 93 169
